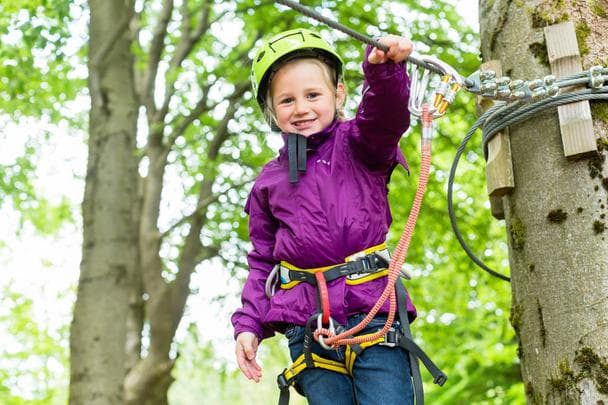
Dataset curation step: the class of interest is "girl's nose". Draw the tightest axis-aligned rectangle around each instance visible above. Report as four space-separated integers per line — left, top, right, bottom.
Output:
294 98 309 114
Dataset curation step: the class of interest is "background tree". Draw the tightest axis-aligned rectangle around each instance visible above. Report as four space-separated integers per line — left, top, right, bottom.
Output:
479 0 608 402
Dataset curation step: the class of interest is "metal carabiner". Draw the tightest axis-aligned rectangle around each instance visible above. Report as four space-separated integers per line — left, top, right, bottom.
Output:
264 264 279 298
408 54 464 119
409 62 432 118
317 313 336 350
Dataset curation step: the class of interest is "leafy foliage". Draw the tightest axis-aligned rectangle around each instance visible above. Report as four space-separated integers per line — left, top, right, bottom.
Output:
169 325 307 405
0 136 75 235
0 0 83 234
0 287 69 404
0 0 84 121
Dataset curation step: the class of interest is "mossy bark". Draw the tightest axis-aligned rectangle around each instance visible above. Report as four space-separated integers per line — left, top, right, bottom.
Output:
480 0 608 403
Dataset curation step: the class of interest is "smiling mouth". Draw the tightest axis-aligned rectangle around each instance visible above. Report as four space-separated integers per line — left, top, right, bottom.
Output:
292 119 315 128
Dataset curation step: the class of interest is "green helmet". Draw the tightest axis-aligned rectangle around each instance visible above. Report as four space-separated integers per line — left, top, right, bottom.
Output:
251 28 344 111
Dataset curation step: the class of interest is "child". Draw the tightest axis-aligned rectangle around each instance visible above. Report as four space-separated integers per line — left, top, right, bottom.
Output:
232 28 416 404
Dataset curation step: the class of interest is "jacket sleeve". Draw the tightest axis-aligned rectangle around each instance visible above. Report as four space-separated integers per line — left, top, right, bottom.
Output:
230 183 278 341
349 45 411 172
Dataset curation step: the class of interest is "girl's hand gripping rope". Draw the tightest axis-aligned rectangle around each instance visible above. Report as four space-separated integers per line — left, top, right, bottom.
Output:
367 35 414 64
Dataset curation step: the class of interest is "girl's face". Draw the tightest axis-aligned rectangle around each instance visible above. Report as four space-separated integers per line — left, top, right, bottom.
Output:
269 59 345 137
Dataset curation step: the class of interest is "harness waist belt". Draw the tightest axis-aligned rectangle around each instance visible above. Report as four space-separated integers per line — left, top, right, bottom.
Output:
279 243 390 289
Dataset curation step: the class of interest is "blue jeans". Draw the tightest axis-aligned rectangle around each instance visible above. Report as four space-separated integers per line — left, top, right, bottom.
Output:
285 313 413 405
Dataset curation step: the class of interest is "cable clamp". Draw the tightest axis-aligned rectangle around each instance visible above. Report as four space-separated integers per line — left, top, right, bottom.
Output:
589 65 605 88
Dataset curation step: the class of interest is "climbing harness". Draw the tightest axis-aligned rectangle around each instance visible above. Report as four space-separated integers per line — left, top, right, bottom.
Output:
265 243 391 293
273 241 447 405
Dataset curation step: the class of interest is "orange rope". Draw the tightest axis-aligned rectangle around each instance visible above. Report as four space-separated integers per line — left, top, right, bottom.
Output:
314 106 434 347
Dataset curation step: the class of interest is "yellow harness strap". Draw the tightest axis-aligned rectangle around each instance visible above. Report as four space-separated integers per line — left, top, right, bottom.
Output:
279 242 390 289
280 352 350 387
344 333 387 374
279 332 388 388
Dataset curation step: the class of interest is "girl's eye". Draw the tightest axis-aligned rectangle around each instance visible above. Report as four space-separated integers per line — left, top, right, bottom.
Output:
307 92 320 99
279 97 293 104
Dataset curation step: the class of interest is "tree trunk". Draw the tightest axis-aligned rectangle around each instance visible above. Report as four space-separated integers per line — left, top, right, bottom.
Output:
480 0 608 403
69 1 139 403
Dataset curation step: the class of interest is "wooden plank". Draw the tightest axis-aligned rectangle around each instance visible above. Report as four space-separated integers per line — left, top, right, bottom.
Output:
478 60 514 220
486 129 514 198
490 196 505 221
544 22 597 158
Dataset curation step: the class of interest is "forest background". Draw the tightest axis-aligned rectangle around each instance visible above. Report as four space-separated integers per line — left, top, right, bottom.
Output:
0 0 523 403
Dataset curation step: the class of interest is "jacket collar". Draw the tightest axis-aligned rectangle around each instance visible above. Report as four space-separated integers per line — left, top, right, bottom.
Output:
278 119 339 159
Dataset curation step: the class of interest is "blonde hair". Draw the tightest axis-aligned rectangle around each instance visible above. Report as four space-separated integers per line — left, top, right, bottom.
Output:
264 57 346 128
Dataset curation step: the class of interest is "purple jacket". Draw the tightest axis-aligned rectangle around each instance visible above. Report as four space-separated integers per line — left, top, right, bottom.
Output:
232 49 416 340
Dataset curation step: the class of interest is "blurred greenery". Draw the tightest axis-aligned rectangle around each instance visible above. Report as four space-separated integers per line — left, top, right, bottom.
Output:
0 0 524 403
0 287 69 405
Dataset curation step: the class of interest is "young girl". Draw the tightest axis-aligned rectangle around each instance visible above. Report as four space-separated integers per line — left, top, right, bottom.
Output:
232 28 416 404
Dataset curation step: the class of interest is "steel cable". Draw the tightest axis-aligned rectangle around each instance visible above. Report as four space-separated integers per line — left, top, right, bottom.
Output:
448 85 608 282
275 0 448 76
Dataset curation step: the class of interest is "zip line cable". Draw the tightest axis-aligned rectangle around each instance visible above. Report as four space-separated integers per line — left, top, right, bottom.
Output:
274 0 462 80
272 0 608 282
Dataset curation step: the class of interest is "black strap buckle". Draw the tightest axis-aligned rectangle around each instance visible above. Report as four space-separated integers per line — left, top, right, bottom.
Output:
277 371 290 390
359 256 372 271
354 254 380 273
379 327 399 348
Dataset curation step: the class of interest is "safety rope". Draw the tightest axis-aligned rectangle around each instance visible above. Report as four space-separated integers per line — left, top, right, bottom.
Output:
314 271 331 324
314 106 434 348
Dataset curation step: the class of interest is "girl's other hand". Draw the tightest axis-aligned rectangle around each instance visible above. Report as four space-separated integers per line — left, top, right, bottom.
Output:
368 35 414 64
235 331 262 382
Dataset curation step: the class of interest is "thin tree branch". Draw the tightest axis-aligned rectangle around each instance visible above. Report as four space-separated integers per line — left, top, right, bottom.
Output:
165 80 249 150
189 0 214 42
132 2 146 103
195 245 221 264
160 178 252 240
141 0 174 117
153 0 214 125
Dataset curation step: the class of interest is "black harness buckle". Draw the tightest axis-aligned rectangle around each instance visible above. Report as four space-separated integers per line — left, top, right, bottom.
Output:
379 327 399 348
277 371 290 390
359 256 372 271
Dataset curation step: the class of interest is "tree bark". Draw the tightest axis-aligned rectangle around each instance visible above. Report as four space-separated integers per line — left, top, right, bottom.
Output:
480 0 608 403
69 1 139 404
